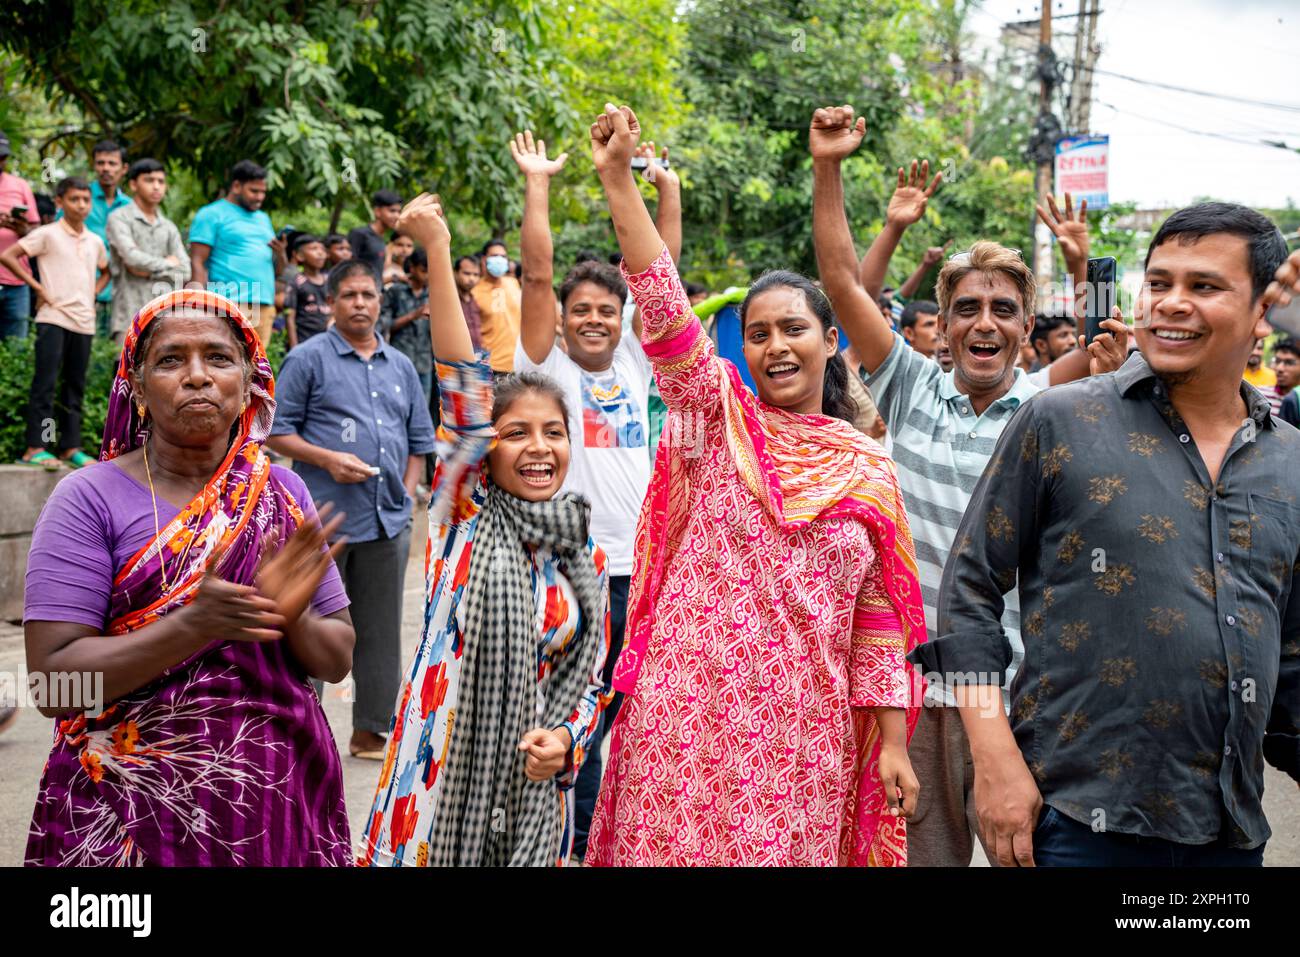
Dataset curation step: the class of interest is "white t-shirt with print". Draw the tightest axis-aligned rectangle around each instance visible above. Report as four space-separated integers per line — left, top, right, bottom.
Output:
513 336 653 576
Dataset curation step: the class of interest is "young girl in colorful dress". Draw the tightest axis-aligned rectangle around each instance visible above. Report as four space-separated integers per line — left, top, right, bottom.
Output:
359 194 611 867
586 104 925 866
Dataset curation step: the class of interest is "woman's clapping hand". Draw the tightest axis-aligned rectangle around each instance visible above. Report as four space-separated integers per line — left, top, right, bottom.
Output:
255 503 347 632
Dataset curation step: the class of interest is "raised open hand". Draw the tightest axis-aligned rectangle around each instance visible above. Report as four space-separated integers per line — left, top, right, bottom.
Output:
590 103 642 176
809 105 866 163
636 141 679 191
1035 192 1090 270
886 160 942 228
396 192 451 249
255 503 347 630
510 130 569 178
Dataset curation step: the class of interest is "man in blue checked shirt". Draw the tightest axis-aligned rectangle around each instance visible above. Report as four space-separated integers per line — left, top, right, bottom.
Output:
269 259 436 760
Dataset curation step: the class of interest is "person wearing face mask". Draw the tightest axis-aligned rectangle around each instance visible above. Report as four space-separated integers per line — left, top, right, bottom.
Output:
812 106 1130 868
358 193 612 867
472 236 523 375
585 105 924 867
508 129 681 861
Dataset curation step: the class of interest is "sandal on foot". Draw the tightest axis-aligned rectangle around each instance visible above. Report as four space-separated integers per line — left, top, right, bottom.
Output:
63 450 95 469
349 742 387 760
18 451 61 471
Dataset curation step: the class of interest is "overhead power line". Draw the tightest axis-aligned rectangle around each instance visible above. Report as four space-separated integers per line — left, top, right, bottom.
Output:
1096 100 1300 154
1094 68 1300 114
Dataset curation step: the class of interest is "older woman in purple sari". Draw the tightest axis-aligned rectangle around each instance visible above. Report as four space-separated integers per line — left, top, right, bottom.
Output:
23 289 355 866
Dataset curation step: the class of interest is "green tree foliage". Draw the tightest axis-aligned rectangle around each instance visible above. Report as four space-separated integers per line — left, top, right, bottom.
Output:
670 0 922 283
0 0 574 234
1 0 1041 290
536 0 688 265
662 0 1038 290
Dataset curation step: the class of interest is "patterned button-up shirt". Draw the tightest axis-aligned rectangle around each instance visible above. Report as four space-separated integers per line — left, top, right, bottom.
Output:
105 202 190 334
381 280 431 375
911 351 1300 848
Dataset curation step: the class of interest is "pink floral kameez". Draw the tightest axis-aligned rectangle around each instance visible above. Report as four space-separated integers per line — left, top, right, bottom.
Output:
588 248 925 867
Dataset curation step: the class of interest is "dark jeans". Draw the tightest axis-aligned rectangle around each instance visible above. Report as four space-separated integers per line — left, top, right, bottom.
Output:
334 523 412 735
425 373 440 483
572 573 630 859
1033 805 1265 867
0 284 30 339
26 323 93 451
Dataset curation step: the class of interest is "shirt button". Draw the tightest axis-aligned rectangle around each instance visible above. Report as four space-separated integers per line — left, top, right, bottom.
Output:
968 431 977 439
1224 745 1232 757
377 418 383 425
960 406 970 414
368 364 373 370
1230 680 1239 691
1179 434 1190 444
371 391 378 398
1216 552 1225 563
1226 614 1236 626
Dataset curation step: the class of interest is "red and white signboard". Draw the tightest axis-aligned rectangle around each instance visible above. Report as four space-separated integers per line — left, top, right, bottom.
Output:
1055 135 1109 210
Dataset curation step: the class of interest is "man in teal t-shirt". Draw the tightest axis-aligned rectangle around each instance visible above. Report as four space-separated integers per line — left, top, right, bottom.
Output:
188 159 278 346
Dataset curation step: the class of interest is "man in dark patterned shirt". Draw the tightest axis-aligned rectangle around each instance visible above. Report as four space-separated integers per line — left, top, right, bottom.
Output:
381 247 432 400
913 203 1300 867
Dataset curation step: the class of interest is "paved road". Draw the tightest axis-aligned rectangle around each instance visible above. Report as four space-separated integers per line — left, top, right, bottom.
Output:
1 517 1296 866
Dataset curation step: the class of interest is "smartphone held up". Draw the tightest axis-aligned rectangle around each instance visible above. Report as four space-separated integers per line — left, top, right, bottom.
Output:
1085 256 1116 344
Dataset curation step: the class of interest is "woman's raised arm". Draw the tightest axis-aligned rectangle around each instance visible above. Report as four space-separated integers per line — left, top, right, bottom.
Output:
593 105 721 415
397 193 475 364
592 105 664 273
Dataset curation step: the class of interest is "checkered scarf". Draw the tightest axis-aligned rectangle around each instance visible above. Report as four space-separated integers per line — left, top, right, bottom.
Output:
429 484 602 866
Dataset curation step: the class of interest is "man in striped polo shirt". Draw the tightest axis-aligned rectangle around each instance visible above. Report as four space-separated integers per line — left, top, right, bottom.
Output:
860 243 1040 870
809 108 1129 865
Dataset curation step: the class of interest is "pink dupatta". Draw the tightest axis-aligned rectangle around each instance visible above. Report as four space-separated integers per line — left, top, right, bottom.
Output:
615 359 927 866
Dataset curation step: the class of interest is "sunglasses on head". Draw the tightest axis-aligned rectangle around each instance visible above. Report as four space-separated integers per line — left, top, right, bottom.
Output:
948 247 1024 266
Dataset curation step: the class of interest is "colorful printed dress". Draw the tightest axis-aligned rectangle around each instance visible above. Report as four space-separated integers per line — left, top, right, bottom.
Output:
587 247 927 866
358 355 611 866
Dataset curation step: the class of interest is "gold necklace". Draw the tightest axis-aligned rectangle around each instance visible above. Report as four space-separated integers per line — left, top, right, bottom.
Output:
142 438 170 592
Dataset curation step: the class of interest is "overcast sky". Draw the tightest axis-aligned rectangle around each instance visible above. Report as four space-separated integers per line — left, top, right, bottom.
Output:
965 0 1300 210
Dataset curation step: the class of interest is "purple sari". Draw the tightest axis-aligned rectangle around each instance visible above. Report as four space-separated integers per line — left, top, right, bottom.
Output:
26 290 351 866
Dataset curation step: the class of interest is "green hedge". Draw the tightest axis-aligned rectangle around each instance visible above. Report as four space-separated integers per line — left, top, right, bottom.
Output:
0 328 286 462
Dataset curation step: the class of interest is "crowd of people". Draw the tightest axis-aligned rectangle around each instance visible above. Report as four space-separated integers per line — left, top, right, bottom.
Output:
6 99 1300 868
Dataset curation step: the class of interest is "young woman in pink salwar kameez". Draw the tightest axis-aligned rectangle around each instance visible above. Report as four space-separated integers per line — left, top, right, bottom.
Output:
585 104 926 867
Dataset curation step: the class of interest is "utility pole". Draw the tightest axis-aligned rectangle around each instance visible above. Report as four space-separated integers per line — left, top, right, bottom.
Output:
1030 2 1060 309
1068 0 1102 133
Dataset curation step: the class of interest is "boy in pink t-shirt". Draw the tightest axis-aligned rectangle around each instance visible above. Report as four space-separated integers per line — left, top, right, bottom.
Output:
0 176 108 469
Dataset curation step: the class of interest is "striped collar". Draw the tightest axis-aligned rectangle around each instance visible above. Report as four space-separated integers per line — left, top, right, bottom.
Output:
937 366 1039 408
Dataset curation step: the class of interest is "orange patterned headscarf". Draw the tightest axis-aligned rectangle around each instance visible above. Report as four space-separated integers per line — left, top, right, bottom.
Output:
100 289 302 633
